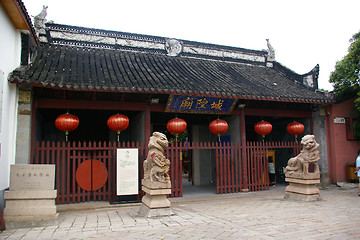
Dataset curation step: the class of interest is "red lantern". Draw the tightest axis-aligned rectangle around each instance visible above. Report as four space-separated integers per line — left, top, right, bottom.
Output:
107 114 129 141
209 119 228 140
287 121 304 141
55 113 79 142
167 117 187 141
254 120 272 139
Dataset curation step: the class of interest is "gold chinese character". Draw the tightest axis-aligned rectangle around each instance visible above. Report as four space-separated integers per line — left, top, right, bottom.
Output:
211 100 224 111
196 98 208 109
179 97 194 109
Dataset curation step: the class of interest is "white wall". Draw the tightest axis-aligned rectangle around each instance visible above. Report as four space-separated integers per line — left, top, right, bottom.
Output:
0 5 21 191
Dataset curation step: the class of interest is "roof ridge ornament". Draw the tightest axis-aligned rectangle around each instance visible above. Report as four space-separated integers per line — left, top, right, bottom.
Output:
34 5 48 35
165 38 183 57
266 39 275 62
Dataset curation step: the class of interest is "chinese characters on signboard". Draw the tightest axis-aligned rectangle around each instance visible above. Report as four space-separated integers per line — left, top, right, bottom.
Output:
18 90 31 103
166 94 237 114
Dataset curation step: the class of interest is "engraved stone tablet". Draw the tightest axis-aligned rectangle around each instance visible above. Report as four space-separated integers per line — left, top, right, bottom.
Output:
4 164 58 228
9 164 55 190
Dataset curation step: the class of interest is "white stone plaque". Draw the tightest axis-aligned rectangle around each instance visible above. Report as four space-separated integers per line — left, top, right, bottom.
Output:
117 148 138 195
9 164 55 191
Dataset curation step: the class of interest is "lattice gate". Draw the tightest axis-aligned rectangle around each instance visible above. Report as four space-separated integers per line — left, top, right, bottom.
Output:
33 140 300 204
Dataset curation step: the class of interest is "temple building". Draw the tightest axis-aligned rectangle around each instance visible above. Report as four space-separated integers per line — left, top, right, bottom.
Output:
7 6 334 204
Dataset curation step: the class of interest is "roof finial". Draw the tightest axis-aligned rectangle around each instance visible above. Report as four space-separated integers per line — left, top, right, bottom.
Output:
266 39 275 61
34 5 48 34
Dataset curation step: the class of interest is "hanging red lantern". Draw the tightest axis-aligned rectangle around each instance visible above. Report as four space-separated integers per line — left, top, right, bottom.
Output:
287 121 304 141
167 117 187 141
254 120 272 139
55 112 79 142
107 114 129 141
209 119 228 140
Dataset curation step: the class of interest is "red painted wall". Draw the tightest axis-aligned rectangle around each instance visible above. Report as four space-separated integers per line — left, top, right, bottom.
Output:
327 97 360 183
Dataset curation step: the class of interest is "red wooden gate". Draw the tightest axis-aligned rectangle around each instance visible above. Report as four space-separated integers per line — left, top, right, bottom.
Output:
166 141 301 195
33 141 184 204
165 142 183 197
33 140 300 204
33 141 146 204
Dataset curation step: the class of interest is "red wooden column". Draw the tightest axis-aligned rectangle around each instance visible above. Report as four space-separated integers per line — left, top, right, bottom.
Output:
240 108 248 191
144 105 151 151
0 206 5 231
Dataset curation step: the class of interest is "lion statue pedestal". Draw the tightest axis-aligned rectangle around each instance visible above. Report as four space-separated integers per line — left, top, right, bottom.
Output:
284 135 321 201
139 132 174 217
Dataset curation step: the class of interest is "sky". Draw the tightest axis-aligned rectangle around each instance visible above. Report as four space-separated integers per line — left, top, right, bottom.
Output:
22 0 360 91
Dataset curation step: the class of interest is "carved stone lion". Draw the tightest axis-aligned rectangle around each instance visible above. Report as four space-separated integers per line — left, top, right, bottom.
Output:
285 135 320 177
143 132 170 183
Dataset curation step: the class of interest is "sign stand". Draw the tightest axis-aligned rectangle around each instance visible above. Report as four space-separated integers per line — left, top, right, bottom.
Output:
111 148 140 204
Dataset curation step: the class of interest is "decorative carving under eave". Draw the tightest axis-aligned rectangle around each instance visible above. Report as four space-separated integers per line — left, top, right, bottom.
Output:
143 132 171 183
266 39 275 62
285 135 320 179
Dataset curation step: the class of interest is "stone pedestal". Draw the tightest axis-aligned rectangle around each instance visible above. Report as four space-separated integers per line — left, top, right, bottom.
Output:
284 172 321 201
4 164 58 228
139 179 173 217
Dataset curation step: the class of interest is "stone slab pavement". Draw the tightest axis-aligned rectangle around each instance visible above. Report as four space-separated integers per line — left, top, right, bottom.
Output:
1 184 360 240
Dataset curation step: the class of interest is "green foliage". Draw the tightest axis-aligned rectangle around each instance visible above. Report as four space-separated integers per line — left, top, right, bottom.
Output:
330 31 360 116
169 129 188 143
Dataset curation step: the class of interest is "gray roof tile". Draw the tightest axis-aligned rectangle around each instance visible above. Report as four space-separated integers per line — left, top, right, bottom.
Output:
10 40 332 104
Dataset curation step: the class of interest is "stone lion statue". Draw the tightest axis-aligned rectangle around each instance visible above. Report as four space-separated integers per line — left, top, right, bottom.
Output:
285 135 320 177
143 132 170 183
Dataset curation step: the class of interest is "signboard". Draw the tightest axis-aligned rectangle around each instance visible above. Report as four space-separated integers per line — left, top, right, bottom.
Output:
166 94 237 114
334 117 345 124
18 90 31 103
117 148 138 195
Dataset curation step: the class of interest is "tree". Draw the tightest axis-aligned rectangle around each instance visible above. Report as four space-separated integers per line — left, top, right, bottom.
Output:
330 31 360 115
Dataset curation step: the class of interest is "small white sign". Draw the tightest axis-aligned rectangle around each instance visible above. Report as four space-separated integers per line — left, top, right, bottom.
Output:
117 148 138 195
334 117 345 124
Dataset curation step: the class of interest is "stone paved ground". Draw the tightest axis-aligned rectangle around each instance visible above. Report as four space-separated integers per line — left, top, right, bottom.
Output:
1 185 360 240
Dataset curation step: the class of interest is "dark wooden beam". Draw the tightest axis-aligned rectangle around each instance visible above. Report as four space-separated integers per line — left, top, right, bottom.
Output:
36 99 166 112
233 108 312 118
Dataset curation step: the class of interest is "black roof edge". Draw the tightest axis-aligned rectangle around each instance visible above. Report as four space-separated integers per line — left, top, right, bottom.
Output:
17 0 39 45
273 61 320 91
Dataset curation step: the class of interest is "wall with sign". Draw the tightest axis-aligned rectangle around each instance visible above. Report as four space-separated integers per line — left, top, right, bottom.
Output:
326 97 360 183
0 6 23 210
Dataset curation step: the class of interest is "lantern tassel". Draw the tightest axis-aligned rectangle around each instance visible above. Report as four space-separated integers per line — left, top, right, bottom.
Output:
117 130 120 142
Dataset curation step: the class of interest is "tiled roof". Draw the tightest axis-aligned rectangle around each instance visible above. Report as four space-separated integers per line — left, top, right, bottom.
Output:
10 43 332 104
